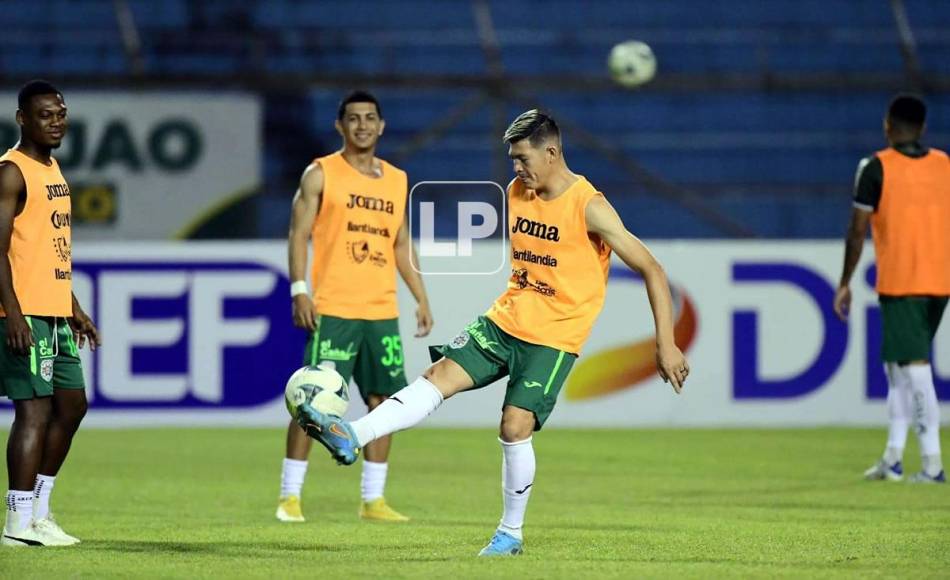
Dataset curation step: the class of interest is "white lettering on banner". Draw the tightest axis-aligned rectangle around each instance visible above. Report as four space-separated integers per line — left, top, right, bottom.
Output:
734 280 824 380
2 240 942 428
99 272 189 402
188 272 275 402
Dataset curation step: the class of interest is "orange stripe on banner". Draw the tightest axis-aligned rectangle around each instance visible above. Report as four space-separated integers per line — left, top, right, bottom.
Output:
564 288 698 401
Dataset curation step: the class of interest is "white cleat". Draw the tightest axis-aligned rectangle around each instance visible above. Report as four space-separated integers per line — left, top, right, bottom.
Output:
3 510 48 547
907 470 946 484
863 459 903 482
0 520 79 548
33 516 80 546
2 523 50 547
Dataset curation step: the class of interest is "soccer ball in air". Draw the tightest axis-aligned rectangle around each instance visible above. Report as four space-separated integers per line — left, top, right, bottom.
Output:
608 40 657 88
284 365 350 419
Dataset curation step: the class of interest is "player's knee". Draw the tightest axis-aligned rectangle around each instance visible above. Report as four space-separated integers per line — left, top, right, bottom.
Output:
67 396 88 426
367 394 387 410
55 392 88 428
16 399 53 430
422 359 470 399
499 409 535 442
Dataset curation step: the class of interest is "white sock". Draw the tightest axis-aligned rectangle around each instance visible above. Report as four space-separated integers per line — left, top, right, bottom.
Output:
280 458 308 498
923 454 944 476
5 490 34 532
33 474 55 520
884 363 911 464
361 461 388 502
906 364 942 473
351 377 444 446
498 437 535 541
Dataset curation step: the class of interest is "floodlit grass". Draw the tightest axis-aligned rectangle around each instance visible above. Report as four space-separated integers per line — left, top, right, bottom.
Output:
0 428 947 578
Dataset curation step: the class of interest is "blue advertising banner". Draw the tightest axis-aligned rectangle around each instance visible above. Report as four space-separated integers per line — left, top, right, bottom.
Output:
1 241 946 427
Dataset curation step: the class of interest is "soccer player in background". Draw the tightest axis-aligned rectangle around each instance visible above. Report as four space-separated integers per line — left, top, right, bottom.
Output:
834 94 949 483
297 109 689 555
1 81 100 547
277 90 433 522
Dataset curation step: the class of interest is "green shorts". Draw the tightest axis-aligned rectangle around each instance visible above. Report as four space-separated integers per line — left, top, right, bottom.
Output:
430 315 576 430
880 295 948 362
303 314 407 403
0 316 85 400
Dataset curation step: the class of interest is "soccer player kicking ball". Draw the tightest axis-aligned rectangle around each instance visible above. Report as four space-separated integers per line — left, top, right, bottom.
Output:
296 109 689 555
1 81 100 547
835 94 949 484
277 91 433 523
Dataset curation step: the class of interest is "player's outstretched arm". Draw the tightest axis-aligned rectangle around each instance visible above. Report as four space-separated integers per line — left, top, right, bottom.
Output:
834 207 871 322
394 219 433 337
0 161 32 356
585 195 688 393
288 163 324 332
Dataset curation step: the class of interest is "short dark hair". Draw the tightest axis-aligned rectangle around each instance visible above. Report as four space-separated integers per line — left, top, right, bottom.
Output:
503 109 560 147
337 90 382 120
887 94 926 128
18 79 61 111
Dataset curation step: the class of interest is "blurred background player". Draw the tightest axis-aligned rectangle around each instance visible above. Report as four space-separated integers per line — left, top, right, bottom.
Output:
1 81 100 547
277 90 433 522
296 109 689 555
834 94 950 484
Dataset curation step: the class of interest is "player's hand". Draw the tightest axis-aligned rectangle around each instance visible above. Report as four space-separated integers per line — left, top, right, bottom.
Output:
415 300 433 337
69 307 101 351
833 285 851 322
292 294 317 332
5 312 33 356
656 342 688 394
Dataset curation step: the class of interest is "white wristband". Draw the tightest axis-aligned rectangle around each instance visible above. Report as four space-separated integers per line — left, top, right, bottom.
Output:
290 280 309 297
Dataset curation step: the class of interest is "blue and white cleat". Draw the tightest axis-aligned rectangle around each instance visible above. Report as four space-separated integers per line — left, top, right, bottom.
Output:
478 530 523 557
863 459 903 482
296 404 361 465
907 470 946 484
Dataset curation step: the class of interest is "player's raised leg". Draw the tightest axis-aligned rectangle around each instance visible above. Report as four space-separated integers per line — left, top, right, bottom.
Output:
298 356 473 464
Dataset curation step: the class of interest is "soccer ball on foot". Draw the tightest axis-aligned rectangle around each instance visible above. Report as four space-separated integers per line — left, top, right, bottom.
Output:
284 365 350 419
608 40 656 88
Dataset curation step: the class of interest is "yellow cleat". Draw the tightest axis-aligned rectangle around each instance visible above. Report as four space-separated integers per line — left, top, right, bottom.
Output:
359 498 410 522
276 496 305 522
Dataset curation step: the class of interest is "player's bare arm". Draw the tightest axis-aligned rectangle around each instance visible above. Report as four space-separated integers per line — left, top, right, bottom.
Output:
0 160 31 356
288 162 324 332
394 218 433 337
834 207 871 322
585 194 688 393
69 291 100 350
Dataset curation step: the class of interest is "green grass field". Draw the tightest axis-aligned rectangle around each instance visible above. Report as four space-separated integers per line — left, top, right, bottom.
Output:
0 428 948 578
